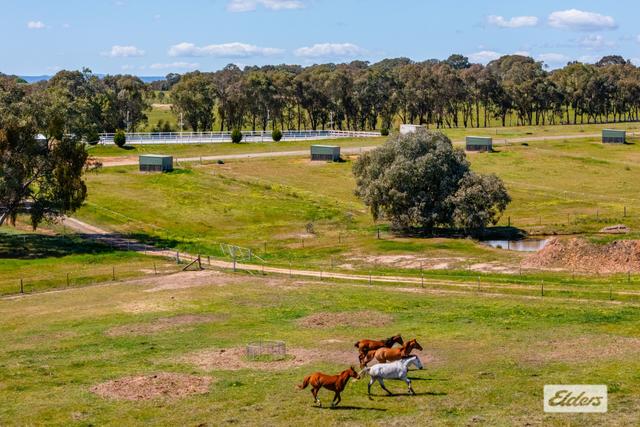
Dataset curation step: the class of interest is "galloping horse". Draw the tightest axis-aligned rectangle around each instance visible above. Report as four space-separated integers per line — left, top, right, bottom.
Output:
362 338 423 367
354 335 403 368
298 366 360 407
363 355 424 395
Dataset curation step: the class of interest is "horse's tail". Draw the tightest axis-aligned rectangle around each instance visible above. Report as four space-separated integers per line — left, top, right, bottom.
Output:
298 375 311 390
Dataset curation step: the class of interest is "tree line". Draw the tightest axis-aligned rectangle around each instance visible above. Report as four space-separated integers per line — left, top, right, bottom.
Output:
3 53 640 135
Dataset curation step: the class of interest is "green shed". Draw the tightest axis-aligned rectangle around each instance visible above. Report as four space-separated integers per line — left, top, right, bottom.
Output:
310 145 341 161
466 136 493 152
602 129 625 144
139 154 173 172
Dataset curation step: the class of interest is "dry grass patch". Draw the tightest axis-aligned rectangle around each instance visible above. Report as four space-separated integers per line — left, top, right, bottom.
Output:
296 311 393 329
181 346 357 371
90 372 212 401
105 314 222 337
523 335 640 364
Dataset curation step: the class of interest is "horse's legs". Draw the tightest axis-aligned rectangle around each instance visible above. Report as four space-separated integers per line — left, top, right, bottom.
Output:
368 377 375 395
331 392 341 407
378 378 393 395
312 387 321 406
404 377 415 395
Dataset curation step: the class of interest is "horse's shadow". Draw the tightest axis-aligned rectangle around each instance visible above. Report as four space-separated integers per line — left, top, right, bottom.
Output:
369 391 447 398
313 405 387 411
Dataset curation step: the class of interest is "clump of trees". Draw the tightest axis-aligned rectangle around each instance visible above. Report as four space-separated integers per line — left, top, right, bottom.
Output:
0 74 90 228
353 129 510 232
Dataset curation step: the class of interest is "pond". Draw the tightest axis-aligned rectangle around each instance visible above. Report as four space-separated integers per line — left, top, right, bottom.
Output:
480 238 550 252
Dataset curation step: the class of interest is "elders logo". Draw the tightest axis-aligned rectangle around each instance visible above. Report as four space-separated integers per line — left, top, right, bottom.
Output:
544 385 607 413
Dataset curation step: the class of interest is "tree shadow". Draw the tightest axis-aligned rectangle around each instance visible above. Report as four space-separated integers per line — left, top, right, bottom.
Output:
120 145 136 151
0 232 118 259
395 226 526 240
313 405 386 411
371 391 447 397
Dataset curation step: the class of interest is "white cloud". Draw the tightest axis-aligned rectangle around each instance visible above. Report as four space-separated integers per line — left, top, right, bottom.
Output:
294 43 366 58
150 62 199 70
27 21 46 29
578 55 599 64
468 50 502 64
103 45 146 58
168 42 283 57
513 50 531 57
227 0 304 12
548 9 617 31
537 53 569 64
578 34 615 50
487 15 538 28
637 35 640 44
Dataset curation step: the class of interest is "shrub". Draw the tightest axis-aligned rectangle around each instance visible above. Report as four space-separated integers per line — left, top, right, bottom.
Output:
85 129 100 146
272 129 283 142
231 129 243 143
113 129 126 147
380 128 390 136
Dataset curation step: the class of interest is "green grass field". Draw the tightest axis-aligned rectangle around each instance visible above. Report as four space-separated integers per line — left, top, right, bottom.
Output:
1 271 639 426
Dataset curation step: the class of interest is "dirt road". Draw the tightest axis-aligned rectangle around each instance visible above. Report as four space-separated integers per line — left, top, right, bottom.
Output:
95 132 614 167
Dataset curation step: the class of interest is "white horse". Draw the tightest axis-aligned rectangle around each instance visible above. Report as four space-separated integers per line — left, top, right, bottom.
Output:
362 355 423 395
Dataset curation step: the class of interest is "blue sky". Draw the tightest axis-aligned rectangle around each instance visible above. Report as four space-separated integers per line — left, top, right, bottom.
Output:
2 0 639 75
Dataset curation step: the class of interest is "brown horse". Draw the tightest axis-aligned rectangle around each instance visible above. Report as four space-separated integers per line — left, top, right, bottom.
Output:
298 366 360 407
354 335 403 367
362 338 423 367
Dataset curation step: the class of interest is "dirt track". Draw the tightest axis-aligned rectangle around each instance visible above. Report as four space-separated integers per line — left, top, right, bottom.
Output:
94 132 612 168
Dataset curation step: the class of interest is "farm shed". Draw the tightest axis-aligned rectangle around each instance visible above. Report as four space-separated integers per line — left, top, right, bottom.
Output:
400 124 426 135
139 154 173 172
310 145 341 161
602 129 625 144
465 136 493 152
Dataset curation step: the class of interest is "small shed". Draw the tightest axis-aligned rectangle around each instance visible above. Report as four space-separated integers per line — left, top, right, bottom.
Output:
139 154 173 172
602 129 625 144
310 145 340 161
400 124 426 135
466 136 493 152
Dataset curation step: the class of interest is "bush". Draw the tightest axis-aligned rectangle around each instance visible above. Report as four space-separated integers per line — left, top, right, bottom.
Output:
380 128 390 136
272 129 283 142
231 129 243 143
113 129 126 147
85 129 100 146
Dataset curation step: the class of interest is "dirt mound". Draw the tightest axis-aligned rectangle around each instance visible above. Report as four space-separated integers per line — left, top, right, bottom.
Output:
106 314 221 337
524 237 640 273
90 372 212 401
182 347 357 371
297 311 393 328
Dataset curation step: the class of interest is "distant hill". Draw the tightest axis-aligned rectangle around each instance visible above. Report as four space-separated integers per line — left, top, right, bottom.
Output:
18 75 166 83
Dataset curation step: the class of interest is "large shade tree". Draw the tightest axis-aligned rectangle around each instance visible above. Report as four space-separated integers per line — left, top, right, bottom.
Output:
353 129 510 231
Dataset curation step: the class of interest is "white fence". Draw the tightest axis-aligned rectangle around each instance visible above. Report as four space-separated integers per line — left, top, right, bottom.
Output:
98 130 381 145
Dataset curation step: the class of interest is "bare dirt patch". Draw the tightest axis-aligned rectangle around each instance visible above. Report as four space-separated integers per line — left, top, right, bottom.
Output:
90 372 212 401
296 311 393 329
105 314 222 337
524 237 640 273
182 346 357 371
523 335 640 364
351 254 461 270
140 270 245 292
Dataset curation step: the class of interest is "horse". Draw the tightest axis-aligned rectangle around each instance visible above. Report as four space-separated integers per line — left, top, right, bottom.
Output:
362 338 423 367
298 366 360 407
354 335 403 367
362 355 423 396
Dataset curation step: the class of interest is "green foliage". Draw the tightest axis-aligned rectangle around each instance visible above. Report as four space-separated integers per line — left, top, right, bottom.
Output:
353 129 510 231
272 128 283 142
231 128 243 143
0 76 88 228
113 129 126 147
380 128 389 136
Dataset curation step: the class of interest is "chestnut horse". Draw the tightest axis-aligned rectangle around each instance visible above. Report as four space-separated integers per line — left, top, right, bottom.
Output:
354 335 403 368
298 366 360 407
362 338 423 367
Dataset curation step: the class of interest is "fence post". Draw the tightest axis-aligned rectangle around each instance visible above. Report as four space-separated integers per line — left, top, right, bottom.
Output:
66 273 70 287
377 227 380 239
112 266 116 281
154 263 157 275
420 262 424 288
541 280 544 297
176 251 180 264
624 206 627 217
289 260 292 279
610 283 613 301
20 279 24 294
